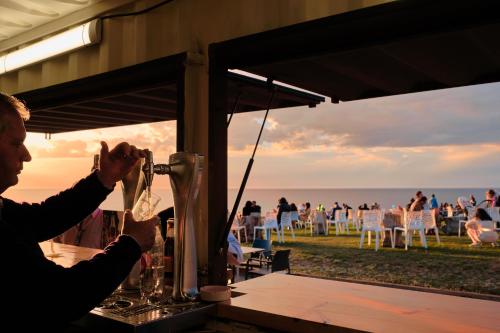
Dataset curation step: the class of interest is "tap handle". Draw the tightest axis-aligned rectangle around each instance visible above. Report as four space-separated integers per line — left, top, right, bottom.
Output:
91 154 99 172
143 150 155 187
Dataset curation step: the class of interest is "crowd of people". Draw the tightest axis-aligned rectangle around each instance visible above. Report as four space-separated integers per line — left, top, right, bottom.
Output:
235 188 499 247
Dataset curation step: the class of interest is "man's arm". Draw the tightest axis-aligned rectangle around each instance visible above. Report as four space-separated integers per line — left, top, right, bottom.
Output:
6 234 141 324
3 171 112 242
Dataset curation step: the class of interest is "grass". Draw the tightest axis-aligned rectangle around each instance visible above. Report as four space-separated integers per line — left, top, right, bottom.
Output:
250 229 500 295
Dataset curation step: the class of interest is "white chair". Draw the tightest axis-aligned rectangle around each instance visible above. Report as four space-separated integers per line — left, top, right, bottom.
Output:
359 210 391 251
421 210 440 244
290 210 301 229
485 207 500 231
231 222 247 243
394 210 427 250
229 214 247 243
304 212 313 235
347 208 359 232
279 211 295 242
327 210 349 236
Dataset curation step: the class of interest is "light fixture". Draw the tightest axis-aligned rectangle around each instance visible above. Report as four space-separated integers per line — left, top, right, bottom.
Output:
0 19 101 75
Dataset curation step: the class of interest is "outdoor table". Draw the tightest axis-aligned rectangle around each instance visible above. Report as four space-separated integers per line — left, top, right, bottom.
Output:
241 246 265 255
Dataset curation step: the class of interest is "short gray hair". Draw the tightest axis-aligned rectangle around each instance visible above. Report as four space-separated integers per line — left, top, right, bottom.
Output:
0 92 30 134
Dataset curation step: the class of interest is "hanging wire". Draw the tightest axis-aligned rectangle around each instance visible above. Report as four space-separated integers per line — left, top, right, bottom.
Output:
100 0 175 20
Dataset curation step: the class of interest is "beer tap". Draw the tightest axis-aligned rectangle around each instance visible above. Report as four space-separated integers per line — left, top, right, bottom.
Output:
142 150 204 302
143 150 171 190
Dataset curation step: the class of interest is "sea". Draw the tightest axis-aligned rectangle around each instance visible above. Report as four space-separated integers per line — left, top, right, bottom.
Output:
3 187 493 214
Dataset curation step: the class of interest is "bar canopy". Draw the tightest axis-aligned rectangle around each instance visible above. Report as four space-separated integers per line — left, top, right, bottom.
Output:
15 53 323 134
212 0 500 103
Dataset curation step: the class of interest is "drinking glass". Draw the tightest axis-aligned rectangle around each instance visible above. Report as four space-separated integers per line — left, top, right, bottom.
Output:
132 191 162 221
132 191 162 303
140 266 155 301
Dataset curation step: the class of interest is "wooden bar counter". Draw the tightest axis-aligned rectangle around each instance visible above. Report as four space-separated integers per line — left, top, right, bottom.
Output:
41 242 500 332
217 273 500 333
41 241 214 333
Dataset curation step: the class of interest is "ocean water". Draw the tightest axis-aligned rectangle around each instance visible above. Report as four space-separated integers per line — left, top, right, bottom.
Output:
3 187 493 214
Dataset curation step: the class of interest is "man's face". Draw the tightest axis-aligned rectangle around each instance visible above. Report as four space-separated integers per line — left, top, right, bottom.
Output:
0 112 31 193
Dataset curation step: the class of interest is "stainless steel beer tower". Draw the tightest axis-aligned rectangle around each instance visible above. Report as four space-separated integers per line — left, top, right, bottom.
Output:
143 150 203 301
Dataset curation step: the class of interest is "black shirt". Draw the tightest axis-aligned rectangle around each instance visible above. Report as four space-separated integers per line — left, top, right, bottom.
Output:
0 172 141 330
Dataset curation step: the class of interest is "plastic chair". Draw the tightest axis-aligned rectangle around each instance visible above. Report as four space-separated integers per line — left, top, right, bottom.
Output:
290 210 301 228
394 210 427 250
485 207 500 232
230 215 247 243
279 211 295 242
421 210 440 244
327 210 349 236
347 208 359 231
304 212 314 236
359 210 390 251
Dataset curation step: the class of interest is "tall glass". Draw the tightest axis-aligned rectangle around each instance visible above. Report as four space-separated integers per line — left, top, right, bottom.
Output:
132 191 163 303
132 191 162 222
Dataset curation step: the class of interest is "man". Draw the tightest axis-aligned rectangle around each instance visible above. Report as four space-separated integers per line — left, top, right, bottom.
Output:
0 92 157 329
250 200 261 214
330 202 341 220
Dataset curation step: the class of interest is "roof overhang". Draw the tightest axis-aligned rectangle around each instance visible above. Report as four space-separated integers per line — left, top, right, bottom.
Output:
212 0 500 102
15 53 323 134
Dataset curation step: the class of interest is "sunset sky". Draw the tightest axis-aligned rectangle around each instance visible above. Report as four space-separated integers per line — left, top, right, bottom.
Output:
7 80 500 193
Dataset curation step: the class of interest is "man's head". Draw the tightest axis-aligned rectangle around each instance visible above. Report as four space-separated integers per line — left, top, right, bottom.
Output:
0 92 32 193
416 191 423 199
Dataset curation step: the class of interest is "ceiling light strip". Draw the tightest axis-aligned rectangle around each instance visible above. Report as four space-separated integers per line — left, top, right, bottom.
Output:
0 19 101 75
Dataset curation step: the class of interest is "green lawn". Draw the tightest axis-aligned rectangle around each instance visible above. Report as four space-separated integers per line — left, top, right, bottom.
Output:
253 229 500 295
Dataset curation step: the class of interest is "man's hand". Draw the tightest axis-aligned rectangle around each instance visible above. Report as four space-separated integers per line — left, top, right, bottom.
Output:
97 141 147 189
121 210 158 252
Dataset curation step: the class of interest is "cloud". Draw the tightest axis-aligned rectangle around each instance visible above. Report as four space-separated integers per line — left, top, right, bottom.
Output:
228 81 500 151
34 140 90 158
29 122 177 159
229 143 500 189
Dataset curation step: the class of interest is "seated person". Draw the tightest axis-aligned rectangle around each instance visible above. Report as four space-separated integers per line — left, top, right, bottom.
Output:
465 208 498 247
289 202 299 227
410 196 427 212
299 202 311 222
277 197 291 225
242 200 253 216
227 232 243 266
